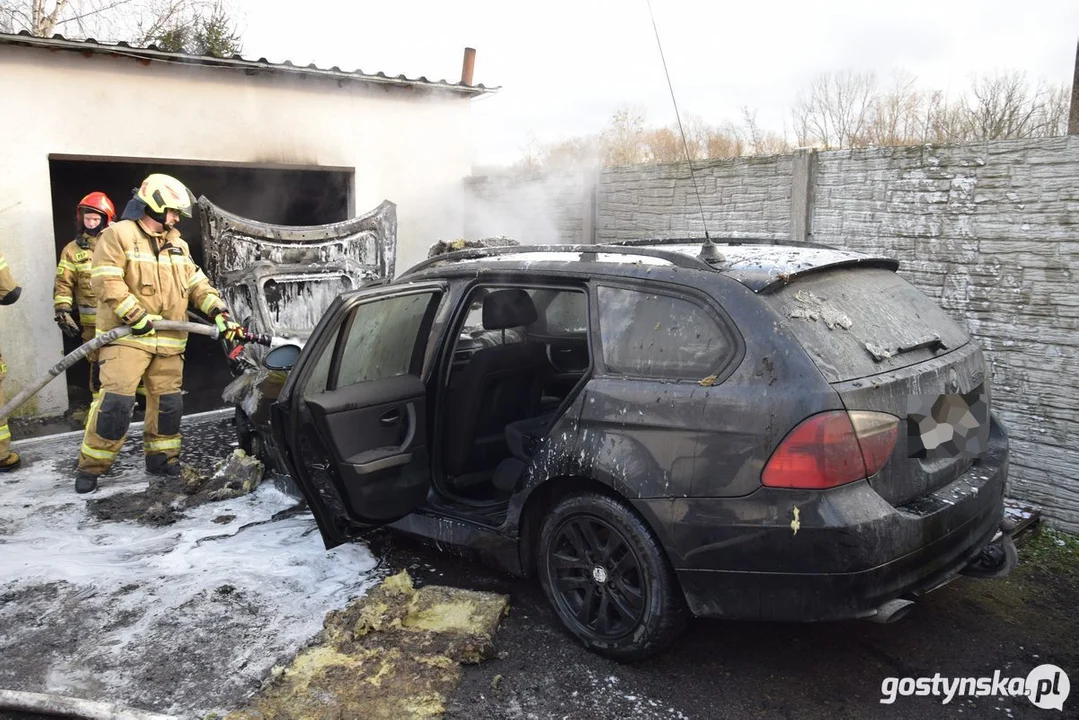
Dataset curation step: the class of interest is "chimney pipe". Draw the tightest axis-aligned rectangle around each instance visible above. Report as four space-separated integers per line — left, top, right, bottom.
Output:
461 47 476 86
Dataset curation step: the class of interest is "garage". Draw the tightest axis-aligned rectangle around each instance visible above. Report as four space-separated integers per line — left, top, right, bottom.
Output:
0 31 492 419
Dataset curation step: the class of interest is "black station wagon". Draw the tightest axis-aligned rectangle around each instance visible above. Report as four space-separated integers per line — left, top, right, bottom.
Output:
244 239 1015 660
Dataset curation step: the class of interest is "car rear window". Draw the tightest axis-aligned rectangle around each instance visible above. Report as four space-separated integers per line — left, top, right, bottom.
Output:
761 268 970 382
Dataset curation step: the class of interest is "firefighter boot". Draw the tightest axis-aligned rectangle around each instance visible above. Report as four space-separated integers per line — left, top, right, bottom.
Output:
77 345 152 488
0 451 19 473
75 470 98 493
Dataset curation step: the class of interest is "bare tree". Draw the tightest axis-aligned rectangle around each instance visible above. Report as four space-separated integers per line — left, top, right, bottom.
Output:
541 136 601 170
961 71 1046 140
507 64 1071 171
792 71 877 148
641 126 685 164
864 70 924 146
600 108 647 166
740 107 789 155
0 0 242 52
920 89 967 144
702 127 745 158
513 133 546 174
1030 81 1071 138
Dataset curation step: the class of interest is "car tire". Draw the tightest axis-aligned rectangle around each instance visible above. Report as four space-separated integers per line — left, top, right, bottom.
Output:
537 492 689 662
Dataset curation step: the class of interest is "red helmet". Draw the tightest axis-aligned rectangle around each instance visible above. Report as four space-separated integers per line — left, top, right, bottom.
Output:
77 192 116 224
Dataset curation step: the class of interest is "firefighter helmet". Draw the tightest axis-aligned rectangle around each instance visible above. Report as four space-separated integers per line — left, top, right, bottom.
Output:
77 191 116 224
136 173 193 218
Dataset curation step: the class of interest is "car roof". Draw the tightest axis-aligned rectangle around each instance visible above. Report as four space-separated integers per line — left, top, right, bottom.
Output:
399 239 899 293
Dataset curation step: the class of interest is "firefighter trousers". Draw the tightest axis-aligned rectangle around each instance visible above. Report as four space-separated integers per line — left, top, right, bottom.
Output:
0 356 13 465
81 324 102 396
78 345 184 476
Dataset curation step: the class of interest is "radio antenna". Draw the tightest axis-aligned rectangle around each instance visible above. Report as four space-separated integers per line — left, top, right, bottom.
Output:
645 0 724 263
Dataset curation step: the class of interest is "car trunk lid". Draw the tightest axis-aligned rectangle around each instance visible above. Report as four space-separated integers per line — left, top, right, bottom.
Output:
762 267 991 506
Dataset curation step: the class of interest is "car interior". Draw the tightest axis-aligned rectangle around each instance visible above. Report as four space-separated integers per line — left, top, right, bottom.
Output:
439 284 591 502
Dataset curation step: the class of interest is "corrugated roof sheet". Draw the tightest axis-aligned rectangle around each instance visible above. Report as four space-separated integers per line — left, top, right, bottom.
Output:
0 31 498 96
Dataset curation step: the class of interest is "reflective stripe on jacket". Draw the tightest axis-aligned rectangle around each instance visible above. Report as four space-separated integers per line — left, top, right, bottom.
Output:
92 219 225 356
0 250 18 369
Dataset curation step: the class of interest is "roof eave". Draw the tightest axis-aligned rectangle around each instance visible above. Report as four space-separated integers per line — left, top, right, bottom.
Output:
0 31 500 97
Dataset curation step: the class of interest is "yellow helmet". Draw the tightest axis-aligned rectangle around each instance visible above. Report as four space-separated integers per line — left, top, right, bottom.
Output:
136 173 194 218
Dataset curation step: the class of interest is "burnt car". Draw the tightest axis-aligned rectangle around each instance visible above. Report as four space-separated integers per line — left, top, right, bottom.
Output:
237 240 1017 661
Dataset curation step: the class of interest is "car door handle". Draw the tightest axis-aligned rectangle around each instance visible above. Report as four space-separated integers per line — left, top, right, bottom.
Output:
380 409 401 427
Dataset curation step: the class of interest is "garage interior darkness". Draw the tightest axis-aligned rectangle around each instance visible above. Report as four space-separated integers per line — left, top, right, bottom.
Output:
48 157 353 415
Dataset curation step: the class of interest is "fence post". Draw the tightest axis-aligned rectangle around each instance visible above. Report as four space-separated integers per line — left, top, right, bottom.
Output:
583 170 596 245
790 148 818 244
1069 38 1079 135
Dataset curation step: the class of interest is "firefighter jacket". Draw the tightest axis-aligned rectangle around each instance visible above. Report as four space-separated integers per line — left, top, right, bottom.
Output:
0 250 20 365
0 252 16 303
91 219 226 356
54 233 98 328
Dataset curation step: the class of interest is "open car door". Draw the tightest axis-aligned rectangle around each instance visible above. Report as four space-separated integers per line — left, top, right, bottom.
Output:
271 281 447 548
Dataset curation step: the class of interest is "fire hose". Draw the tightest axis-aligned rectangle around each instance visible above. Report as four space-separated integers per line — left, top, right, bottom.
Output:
0 319 272 423
0 688 180 720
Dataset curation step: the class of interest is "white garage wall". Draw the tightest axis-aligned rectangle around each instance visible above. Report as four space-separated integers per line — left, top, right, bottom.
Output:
0 46 474 417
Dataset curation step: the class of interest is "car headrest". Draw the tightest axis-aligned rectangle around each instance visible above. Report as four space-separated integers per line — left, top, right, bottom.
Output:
483 289 538 330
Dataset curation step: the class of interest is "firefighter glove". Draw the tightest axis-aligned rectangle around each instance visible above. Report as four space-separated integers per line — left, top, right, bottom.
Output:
130 314 156 336
214 311 244 342
55 309 81 339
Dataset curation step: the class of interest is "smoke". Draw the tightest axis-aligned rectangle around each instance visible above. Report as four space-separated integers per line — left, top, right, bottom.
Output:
461 165 599 247
392 166 600 275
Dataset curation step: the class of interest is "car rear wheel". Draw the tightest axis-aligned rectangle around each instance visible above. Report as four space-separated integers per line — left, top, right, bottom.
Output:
537 492 689 661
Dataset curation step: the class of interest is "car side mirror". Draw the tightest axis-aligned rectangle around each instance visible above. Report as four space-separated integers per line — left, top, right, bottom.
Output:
264 344 301 371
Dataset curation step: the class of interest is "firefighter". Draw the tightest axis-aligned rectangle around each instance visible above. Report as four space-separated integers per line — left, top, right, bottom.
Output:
0 250 23 472
54 192 117 395
75 173 243 494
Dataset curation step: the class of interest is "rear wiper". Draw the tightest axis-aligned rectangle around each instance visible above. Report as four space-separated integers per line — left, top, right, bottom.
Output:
896 334 946 355
865 334 947 363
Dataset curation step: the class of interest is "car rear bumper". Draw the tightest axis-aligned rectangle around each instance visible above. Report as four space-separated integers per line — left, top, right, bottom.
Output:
637 416 1009 622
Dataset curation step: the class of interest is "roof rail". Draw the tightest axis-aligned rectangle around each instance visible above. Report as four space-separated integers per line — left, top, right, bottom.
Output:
400 243 716 277
606 236 854 254
604 237 767 247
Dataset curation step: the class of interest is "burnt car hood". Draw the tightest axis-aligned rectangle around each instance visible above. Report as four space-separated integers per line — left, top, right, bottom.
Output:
199 197 397 344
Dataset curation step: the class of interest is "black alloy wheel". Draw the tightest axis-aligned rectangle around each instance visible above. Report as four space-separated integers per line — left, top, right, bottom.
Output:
537 492 689 661
548 514 647 638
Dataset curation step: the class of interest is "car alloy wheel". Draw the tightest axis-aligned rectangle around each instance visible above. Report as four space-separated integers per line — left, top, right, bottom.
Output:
548 514 647 639
537 492 689 661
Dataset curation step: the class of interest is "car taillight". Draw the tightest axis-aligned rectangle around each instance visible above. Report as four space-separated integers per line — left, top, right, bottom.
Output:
762 411 899 490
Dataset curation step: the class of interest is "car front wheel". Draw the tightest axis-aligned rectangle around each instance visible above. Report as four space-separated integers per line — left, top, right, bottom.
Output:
537 492 689 661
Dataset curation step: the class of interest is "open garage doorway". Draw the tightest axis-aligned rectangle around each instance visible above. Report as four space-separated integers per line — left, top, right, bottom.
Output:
48 156 354 415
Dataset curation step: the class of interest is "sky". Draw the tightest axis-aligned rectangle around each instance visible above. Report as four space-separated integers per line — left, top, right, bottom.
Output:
231 0 1078 167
